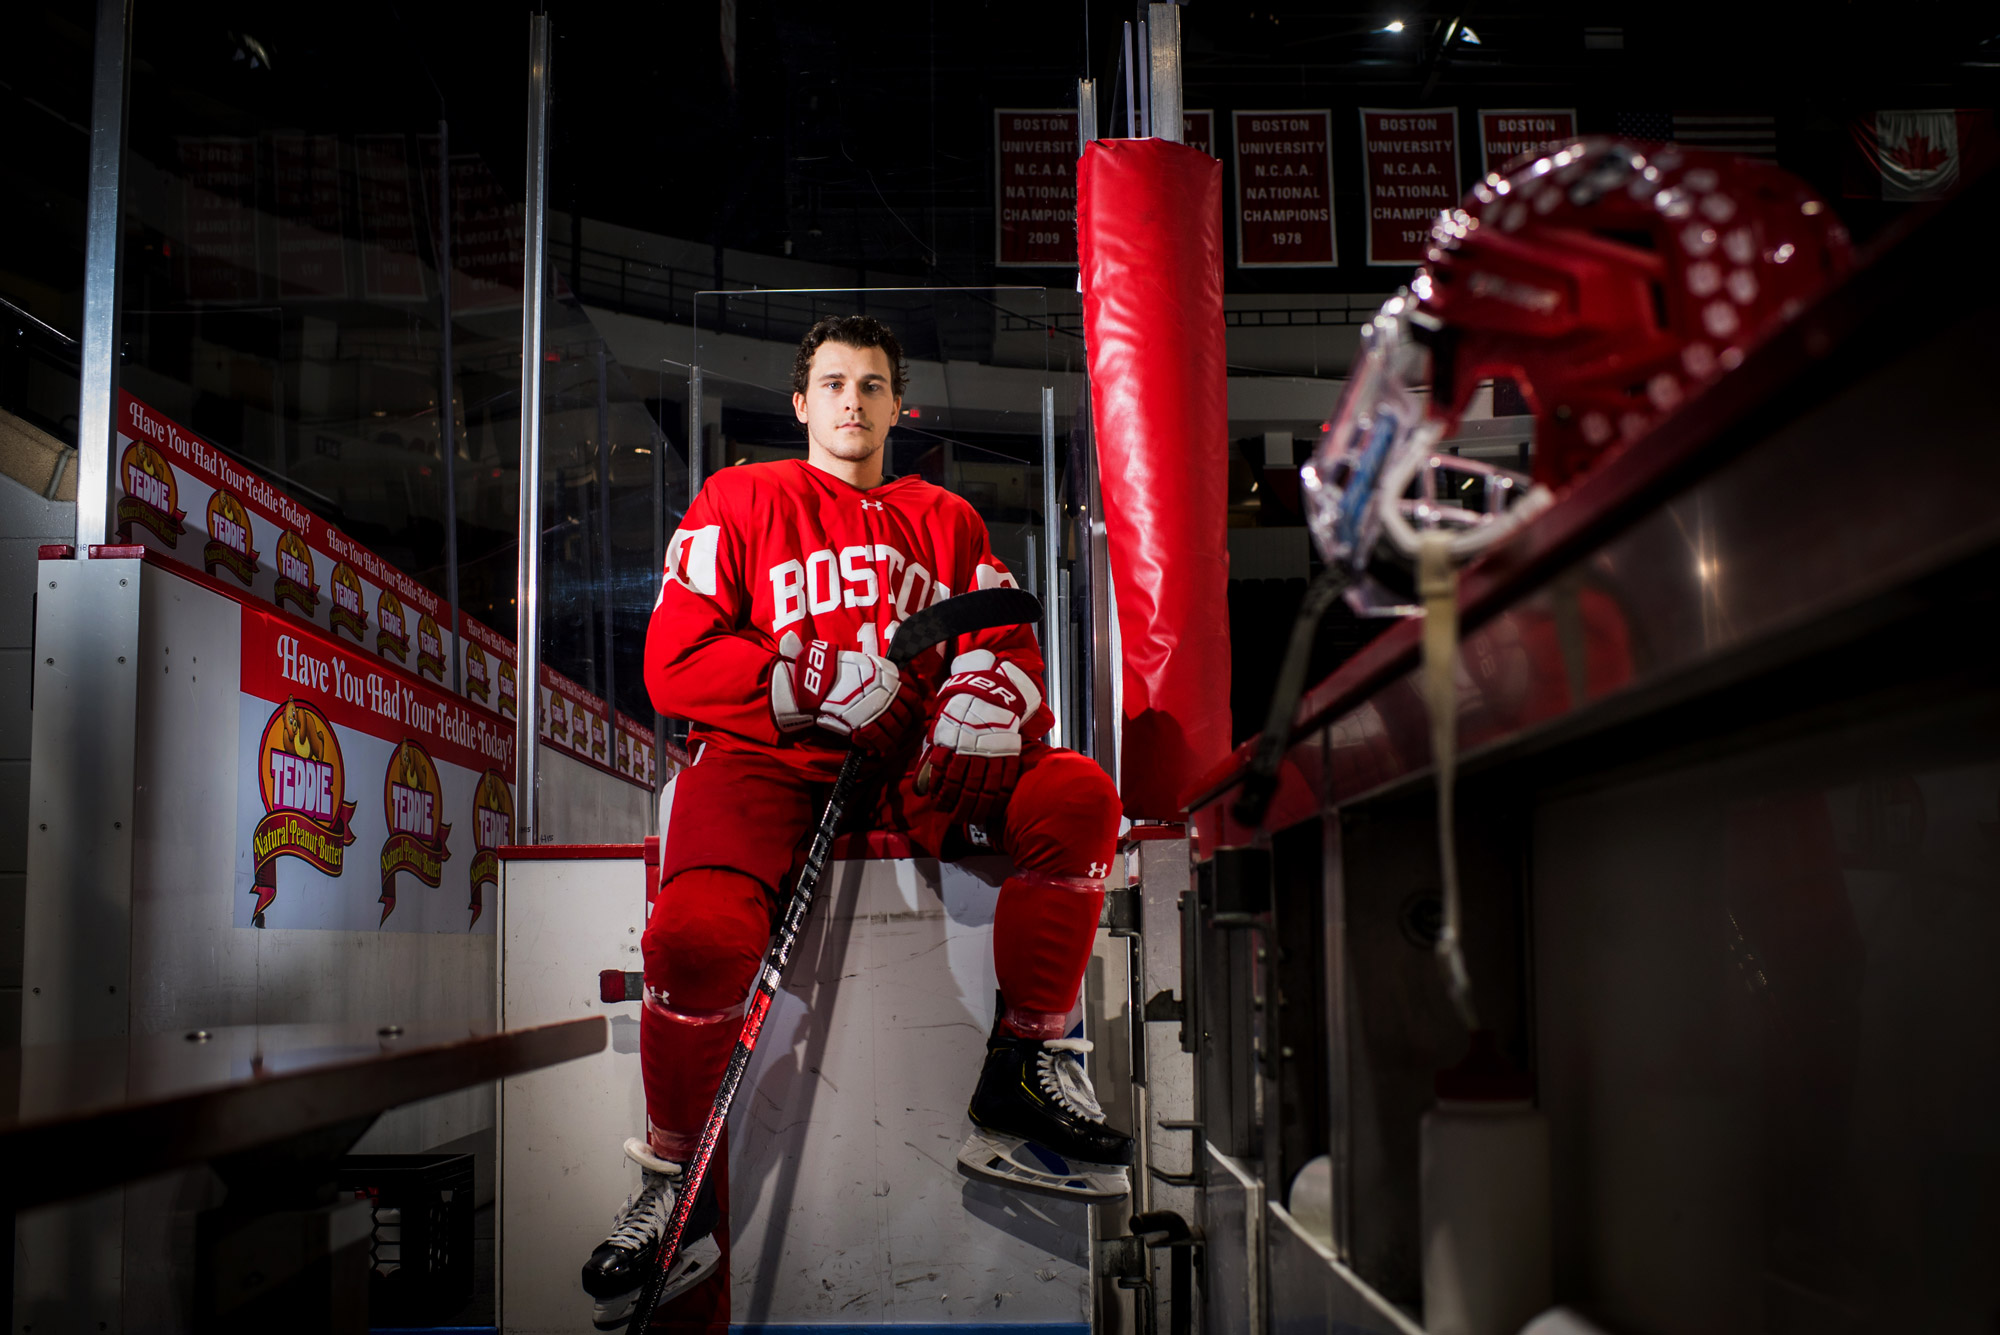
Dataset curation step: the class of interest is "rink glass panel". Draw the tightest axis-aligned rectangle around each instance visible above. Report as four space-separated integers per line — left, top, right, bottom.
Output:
106 11 683 725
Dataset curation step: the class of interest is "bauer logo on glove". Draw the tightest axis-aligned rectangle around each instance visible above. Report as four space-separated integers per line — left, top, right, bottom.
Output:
916 649 1043 824
770 629 922 756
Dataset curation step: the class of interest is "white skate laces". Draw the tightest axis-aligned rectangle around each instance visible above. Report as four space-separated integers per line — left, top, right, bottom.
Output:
1037 1038 1106 1123
606 1172 674 1254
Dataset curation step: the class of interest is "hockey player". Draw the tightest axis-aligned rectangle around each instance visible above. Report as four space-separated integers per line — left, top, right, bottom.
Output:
579 315 1131 1327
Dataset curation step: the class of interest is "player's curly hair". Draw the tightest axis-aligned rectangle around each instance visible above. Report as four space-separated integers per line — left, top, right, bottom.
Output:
791 315 908 399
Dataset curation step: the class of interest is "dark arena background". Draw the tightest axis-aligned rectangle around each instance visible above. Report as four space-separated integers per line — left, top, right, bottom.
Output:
3 2 1998 1333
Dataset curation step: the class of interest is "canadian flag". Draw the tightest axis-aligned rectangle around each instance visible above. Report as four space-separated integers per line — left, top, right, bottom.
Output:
1848 110 1997 202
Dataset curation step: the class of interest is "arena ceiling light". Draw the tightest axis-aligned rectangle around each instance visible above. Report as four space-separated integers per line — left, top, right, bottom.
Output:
1377 19 1406 33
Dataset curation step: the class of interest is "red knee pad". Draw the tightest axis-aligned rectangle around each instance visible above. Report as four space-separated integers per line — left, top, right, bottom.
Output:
1001 749 1121 880
640 867 773 1155
993 870 1106 1039
642 866 773 1009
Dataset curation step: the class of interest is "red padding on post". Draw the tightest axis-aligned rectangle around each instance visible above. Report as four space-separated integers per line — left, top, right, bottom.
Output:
1078 139 1233 819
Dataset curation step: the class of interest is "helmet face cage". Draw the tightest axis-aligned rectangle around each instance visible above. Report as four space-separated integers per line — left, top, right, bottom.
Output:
1304 136 1850 611
1302 290 1541 614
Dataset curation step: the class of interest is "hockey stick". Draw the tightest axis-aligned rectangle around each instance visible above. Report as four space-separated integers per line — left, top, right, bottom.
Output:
626 586 1044 1333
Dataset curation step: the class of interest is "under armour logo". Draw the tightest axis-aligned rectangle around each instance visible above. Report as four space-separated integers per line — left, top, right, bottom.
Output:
1087 861 1108 878
967 823 991 848
859 499 885 511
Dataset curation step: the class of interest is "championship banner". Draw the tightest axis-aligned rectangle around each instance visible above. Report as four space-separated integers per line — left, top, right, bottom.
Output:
1183 111 1215 158
1360 108 1461 267
996 109 1080 267
418 140 529 314
356 134 427 300
116 392 459 686
1231 111 1338 268
444 155 527 313
236 603 512 933
272 133 348 299
1478 109 1578 174
176 137 260 303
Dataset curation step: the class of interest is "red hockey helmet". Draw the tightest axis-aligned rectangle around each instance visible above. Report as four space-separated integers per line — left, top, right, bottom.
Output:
1421 137 1852 487
1302 138 1852 604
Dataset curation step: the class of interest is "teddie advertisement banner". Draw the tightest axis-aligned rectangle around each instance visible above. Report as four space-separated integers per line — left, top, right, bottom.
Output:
236 602 513 933
115 391 458 687
119 389 657 791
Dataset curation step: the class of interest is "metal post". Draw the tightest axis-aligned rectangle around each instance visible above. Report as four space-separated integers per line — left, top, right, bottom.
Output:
73 0 133 552
516 12 552 844
1137 20 1151 138
1077 79 1099 158
1149 4 1184 146
596 344 616 725
652 394 668 792
688 366 706 499
438 118 463 692
1040 386 1064 749
1122 23 1137 139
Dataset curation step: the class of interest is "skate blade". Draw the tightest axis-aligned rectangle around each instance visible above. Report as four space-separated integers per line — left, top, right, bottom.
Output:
956 1128 1130 1201
590 1235 723 1330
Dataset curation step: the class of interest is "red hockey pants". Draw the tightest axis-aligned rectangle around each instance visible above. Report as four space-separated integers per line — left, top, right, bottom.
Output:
639 741 1120 1159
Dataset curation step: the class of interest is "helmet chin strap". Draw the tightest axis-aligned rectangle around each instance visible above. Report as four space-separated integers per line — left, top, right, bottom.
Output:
1417 531 1480 1034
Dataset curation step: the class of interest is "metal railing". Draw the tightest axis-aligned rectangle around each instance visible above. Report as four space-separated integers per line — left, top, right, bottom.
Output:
558 243 1059 363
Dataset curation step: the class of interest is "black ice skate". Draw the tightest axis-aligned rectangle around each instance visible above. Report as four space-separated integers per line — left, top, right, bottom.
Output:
958 1017 1134 1201
580 1137 721 1329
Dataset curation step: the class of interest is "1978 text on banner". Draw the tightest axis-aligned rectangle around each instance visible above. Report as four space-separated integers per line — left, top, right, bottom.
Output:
996 109 1079 266
1478 109 1578 174
1232 110 1338 267
1360 108 1462 267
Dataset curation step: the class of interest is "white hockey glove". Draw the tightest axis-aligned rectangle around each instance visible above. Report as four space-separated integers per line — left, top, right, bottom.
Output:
770 631 921 756
916 650 1043 824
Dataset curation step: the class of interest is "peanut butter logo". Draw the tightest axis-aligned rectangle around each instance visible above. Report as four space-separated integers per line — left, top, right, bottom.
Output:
497 659 517 718
116 441 187 546
379 739 451 926
468 768 513 928
203 490 260 586
464 642 491 705
376 589 410 663
274 531 319 616
416 612 447 682
251 697 357 927
330 562 368 641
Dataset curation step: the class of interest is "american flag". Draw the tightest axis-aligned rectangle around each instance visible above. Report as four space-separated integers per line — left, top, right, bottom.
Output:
1614 111 1779 161
1615 111 1673 142
1671 113 1779 160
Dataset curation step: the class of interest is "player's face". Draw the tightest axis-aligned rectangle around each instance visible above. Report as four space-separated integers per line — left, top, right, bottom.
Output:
794 341 900 471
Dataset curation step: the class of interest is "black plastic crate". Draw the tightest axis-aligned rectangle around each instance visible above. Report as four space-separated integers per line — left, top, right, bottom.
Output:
337 1152 475 1325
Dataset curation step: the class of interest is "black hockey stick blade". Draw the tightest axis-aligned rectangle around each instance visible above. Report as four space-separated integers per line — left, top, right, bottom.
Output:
888 587 1044 666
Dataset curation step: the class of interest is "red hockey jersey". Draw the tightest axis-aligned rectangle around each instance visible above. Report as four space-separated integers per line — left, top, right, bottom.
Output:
645 458 1050 779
